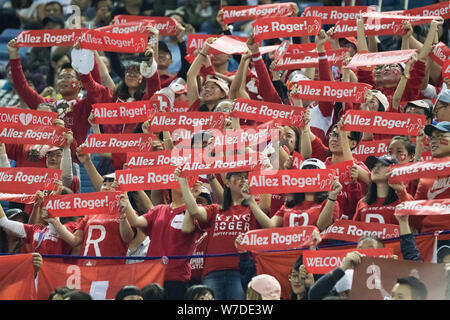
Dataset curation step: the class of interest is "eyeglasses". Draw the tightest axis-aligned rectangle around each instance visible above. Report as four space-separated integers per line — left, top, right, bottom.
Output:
433 103 449 115
328 132 354 141
56 74 76 80
429 133 450 142
46 152 62 159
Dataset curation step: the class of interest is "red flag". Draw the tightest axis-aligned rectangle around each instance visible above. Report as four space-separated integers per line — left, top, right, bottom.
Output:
149 112 227 132
346 49 417 69
96 21 151 34
351 139 391 162
126 150 194 168
15 29 87 47
327 160 354 185
36 260 166 300
0 167 61 194
275 48 349 70
429 42 450 66
0 254 36 300
0 193 37 204
332 18 406 38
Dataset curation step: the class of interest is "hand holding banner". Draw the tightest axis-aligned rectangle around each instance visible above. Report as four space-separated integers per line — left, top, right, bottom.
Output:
252 17 321 42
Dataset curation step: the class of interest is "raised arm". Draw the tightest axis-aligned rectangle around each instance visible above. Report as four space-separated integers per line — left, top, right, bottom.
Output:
0 143 10 168
392 53 417 112
229 52 251 100
316 176 342 231
42 209 83 248
76 146 104 192
175 167 208 222
61 131 74 189
0 202 26 238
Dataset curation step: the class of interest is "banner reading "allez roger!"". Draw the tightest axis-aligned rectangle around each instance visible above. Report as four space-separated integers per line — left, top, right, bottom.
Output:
230 98 306 127
79 29 148 53
0 124 67 146
395 199 450 216
43 192 122 218
126 150 193 168
341 110 426 136
0 167 61 194
15 29 87 47
320 220 400 242
150 112 227 132
222 3 296 24
429 42 450 66
351 139 390 162
332 18 406 38
112 15 178 36
303 6 376 25
249 169 335 194
236 225 318 252
388 157 450 184
80 134 154 154
291 81 372 104
275 48 348 70
252 17 321 42
92 101 155 125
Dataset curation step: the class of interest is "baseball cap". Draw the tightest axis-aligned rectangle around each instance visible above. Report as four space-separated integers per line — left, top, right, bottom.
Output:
286 70 310 90
437 245 450 263
198 186 213 204
205 76 229 96
248 274 281 300
371 90 389 112
365 154 399 170
424 121 450 136
169 78 187 95
437 89 450 104
5 208 28 222
300 158 326 170
406 99 432 111
103 172 116 180
46 146 63 154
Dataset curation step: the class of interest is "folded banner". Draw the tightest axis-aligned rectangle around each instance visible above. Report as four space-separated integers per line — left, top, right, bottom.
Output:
116 166 197 192
96 21 151 34
0 167 61 194
249 169 336 194
112 15 178 36
79 29 148 53
388 157 450 184
429 42 450 66
352 139 390 162
345 49 417 69
0 254 36 300
350 257 447 300
395 199 450 216
341 110 426 136
275 48 348 70
126 150 194 168
303 6 376 25
222 3 296 24
327 160 354 185
362 11 441 26
332 18 406 38
291 81 372 104
149 112 227 132
252 17 322 42
92 100 155 125
320 220 400 242
0 193 37 204
230 98 306 127
15 29 87 47
303 248 394 274
80 133 154 154
0 108 57 126
43 192 122 218
36 260 166 300
0 123 68 146
236 225 318 252
187 34 220 54
206 35 278 55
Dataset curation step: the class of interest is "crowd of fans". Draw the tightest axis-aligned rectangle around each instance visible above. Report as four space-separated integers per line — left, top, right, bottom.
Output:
0 0 450 301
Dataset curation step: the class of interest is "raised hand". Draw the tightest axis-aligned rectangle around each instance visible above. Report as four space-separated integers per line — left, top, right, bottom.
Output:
7 38 19 59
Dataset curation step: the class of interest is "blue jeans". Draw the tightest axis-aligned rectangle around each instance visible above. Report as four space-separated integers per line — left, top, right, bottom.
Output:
203 270 245 300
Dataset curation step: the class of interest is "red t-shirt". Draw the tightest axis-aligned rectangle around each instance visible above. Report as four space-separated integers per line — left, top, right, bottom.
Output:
200 204 261 277
275 200 340 228
413 176 450 233
143 204 202 282
23 222 77 255
75 214 129 266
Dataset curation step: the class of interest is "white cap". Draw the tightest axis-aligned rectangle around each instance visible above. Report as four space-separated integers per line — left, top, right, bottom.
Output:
371 90 389 112
300 158 326 169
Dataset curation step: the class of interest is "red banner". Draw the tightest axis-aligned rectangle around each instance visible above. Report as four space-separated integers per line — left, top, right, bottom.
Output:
0 124 68 146
327 160 354 184
112 15 178 36
43 192 122 218
187 34 220 54
15 29 87 47
429 42 450 66
170 100 190 113
0 254 36 300
303 248 394 274
303 6 376 25
236 226 318 252
345 49 417 69
399 1 450 21
252 17 321 42
388 157 450 184
350 257 447 300
443 60 450 79
206 35 278 55
275 48 348 70
332 18 406 38
80 133 154 154
0 108 57 126
341 110 426 136
126 150 193 168
208 128 279 151
352 139 390 162
36 260 166 300
222 3 295 24
96 21 151 34
0 167 61 194
291 81 372 103
395 199 450 216
320 220 400 242
92 101 155 125
249 169 336 194
0 193 37 204
363 11 440 26
149 112 227 132
116 166 196 192
291 151 304 169
230 98 306 127
79 29 148 53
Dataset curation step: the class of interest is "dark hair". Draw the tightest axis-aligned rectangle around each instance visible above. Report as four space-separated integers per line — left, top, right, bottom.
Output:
62 290 92 300
184 285 215 300
191 130 213 149
290 254 309 300
48 287 74 300
286 164 328 207
141 283 165 300
389 136 415 156
45 1 63 12
405 103 433 120
330 124 362 150
396 277 428 300
357 235 385 248
115 64 146 101
158 41 172 58
0 228 23 253
58 63 80 80
364 173 399 206
115 285 143 300
222 172 249 211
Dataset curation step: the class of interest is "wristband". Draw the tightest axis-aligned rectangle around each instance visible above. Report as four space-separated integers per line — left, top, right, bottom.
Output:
328 197 337 202
199 52 207 57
